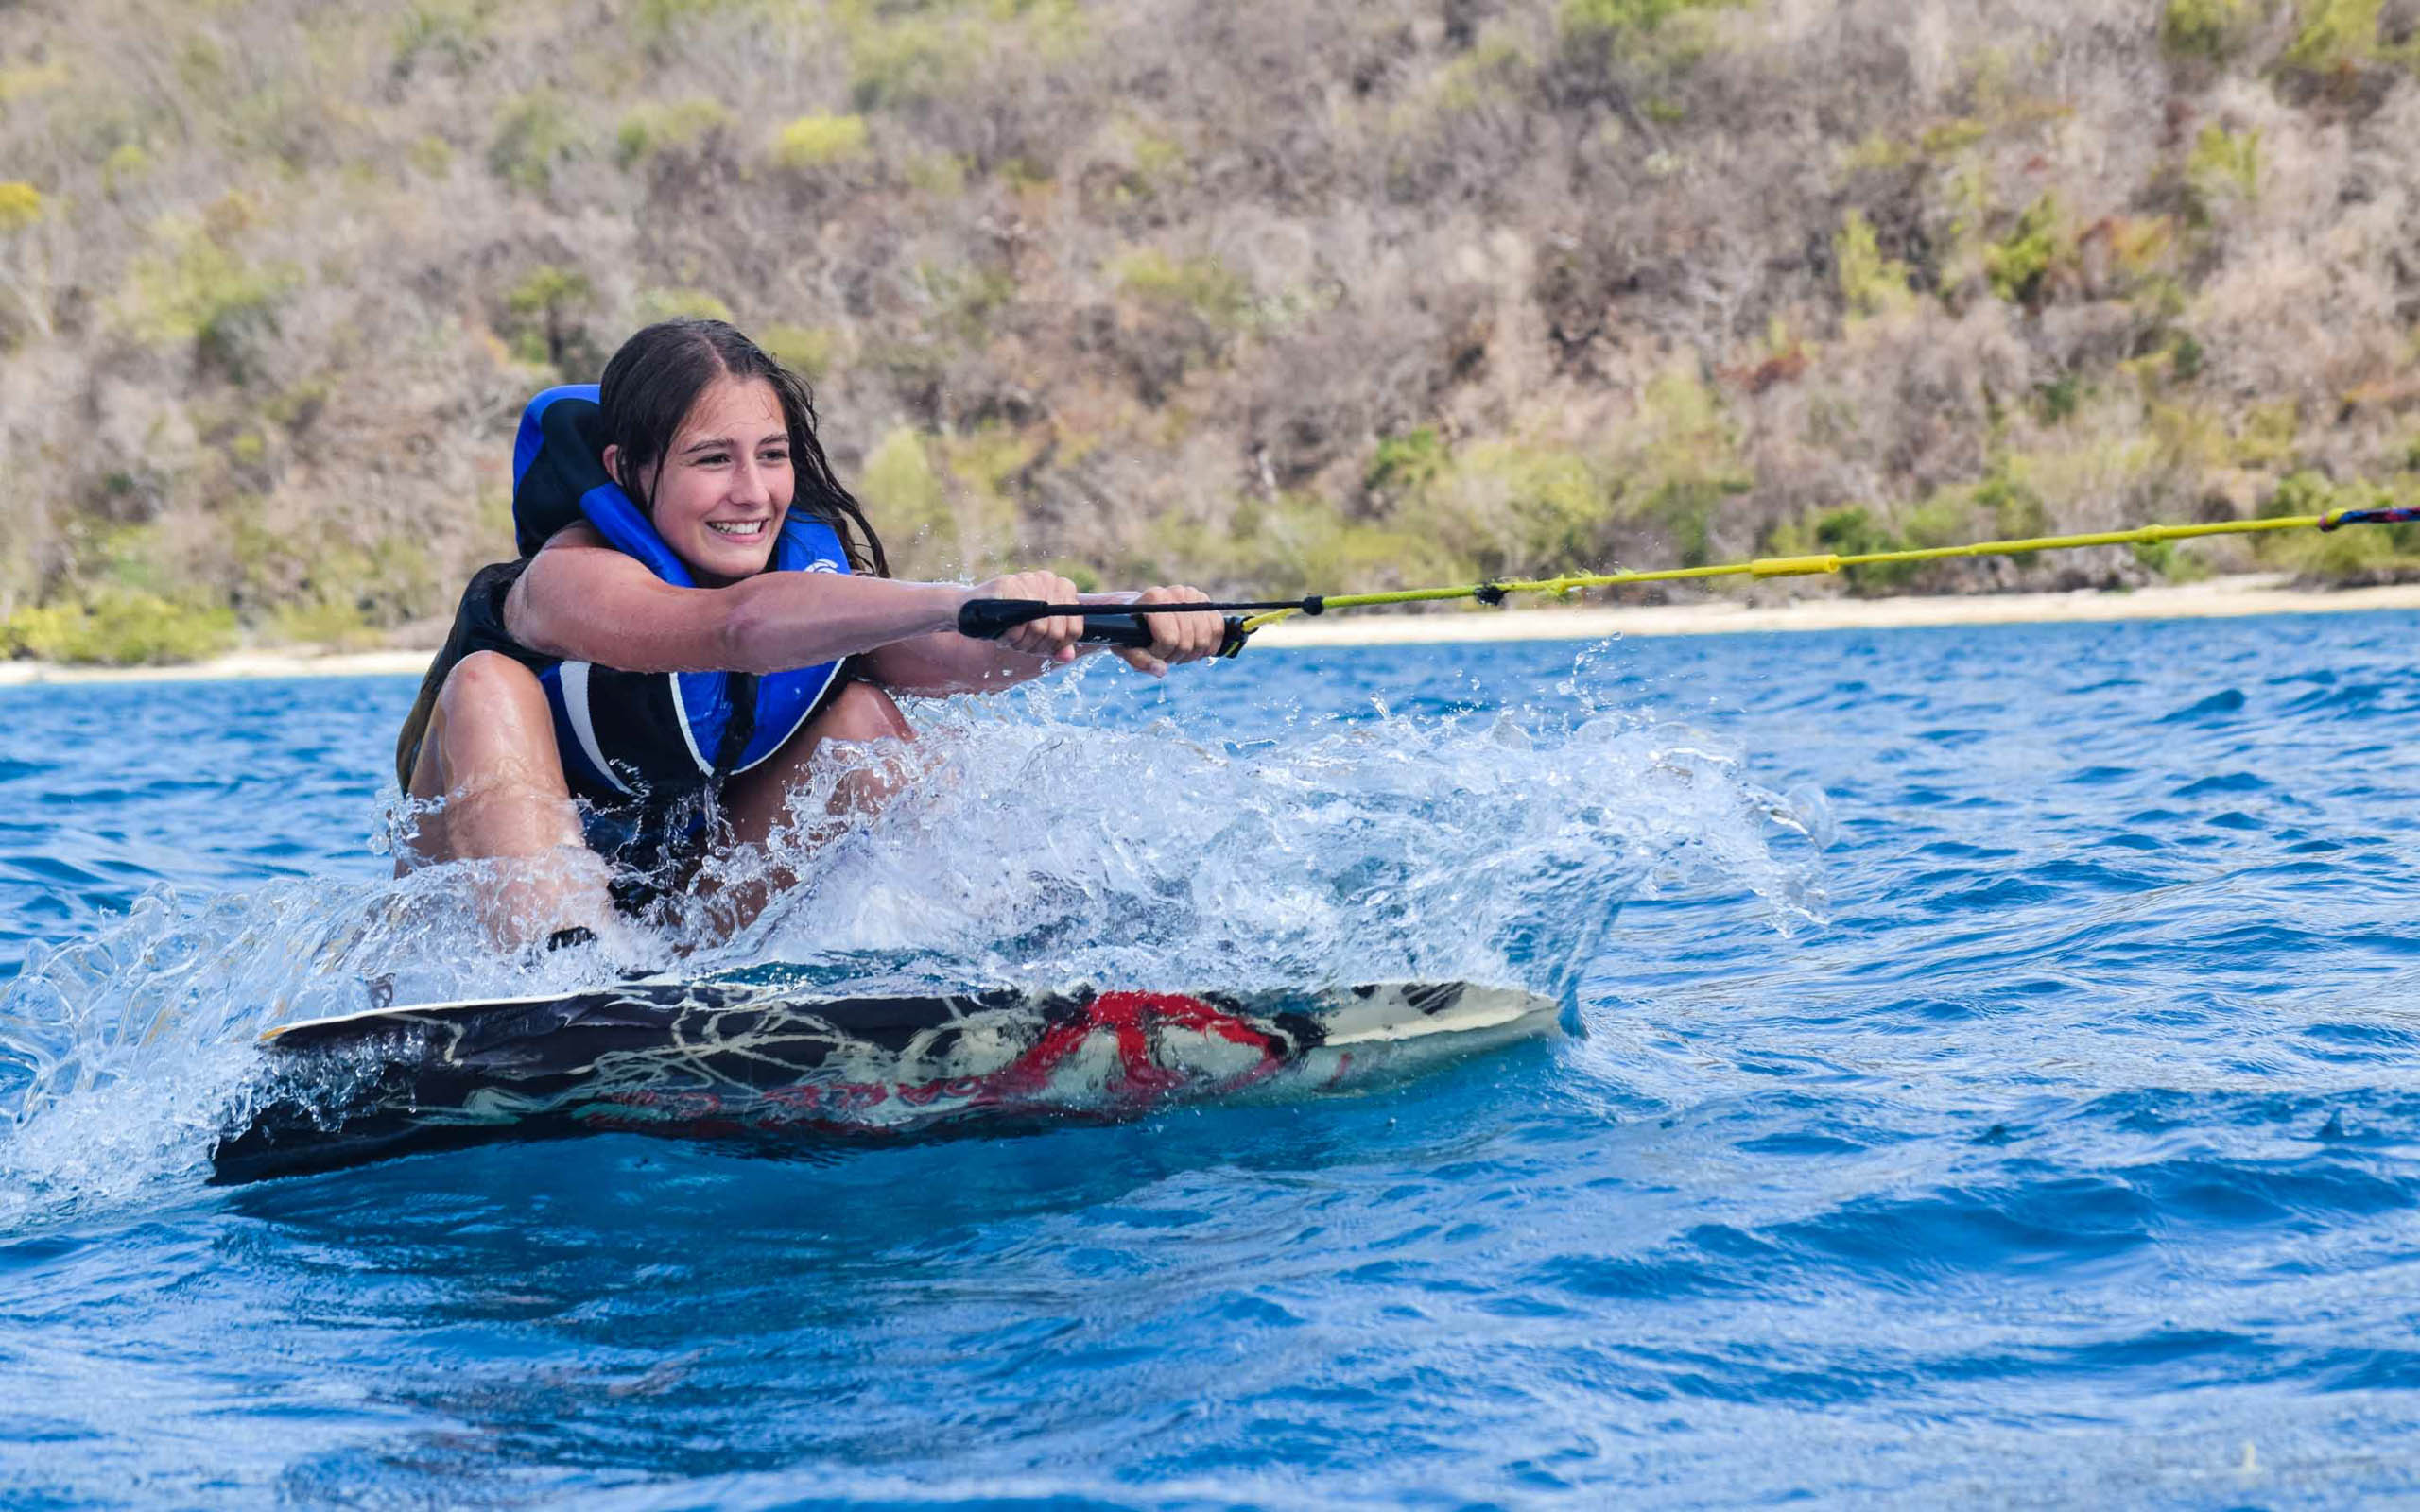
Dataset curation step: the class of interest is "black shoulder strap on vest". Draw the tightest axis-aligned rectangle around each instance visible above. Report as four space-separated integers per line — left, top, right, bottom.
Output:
713 673 759 773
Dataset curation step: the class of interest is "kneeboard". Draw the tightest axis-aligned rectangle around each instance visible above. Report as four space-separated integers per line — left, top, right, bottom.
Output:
215 979 1559 1180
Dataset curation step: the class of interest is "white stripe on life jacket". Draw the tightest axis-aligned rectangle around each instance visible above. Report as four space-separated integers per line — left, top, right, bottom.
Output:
668 672 713 777
560 662 636 797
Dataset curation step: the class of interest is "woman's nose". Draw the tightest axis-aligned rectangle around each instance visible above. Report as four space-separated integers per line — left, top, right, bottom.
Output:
728 456 772 506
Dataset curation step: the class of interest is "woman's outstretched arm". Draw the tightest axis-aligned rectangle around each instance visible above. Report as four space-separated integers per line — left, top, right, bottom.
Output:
506 526 1090 673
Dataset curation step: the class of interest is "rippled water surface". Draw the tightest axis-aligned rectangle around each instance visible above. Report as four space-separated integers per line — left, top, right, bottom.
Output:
7 613 2420 1508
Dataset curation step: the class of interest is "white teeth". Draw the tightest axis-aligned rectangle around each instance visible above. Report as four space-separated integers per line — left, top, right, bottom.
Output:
707 521 766 537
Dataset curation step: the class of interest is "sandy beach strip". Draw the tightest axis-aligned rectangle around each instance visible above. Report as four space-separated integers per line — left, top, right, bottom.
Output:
1248 573 2420 648
3 575 2418 686
0 648 438 688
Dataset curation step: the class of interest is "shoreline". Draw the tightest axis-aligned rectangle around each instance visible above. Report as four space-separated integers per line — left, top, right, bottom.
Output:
1250 573 2420 647
3 575 2418 685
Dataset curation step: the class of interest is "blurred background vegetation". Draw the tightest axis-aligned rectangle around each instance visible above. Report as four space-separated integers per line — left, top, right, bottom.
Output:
4 0 2420 662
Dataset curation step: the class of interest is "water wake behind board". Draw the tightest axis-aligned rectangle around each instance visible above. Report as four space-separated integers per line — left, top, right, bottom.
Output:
215 978 1561 1180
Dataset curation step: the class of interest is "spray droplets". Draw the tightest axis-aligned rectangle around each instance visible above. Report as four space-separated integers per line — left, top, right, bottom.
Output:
0 659 1828 1221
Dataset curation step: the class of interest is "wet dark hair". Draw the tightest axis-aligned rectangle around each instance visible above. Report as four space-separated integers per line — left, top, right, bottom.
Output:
598 318 890 576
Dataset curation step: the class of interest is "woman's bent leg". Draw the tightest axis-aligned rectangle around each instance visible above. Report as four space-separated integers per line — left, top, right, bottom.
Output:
708 679 916 932
399 651 618 947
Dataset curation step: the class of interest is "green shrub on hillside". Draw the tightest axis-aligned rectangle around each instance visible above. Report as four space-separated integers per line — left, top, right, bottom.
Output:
489 90 585 193
101 144 151 193
1435 440 1613 576
1111 249 1252 327
636 287 735 324
1974 466 2051 539
1985 195 2066 306
904 153 969 197
1128 127 1188 190
760 323 840 379
3 591 236 665
857 427 953 563
2130 538 2216 580
1918 117 1989 156
1841 130 1916 172
270 594 378 650
1227 497 1468 599
402 135 455 176
2259 472 2420 577
843 11 967 111
393 0 494 77
1836 209 1914 318
2187 125 2261 215
0 181 44 230
1366 428 1451 500
1430 31 1531 112
2159 0 2267 60
2235 400 2301 467
84 522 177 598
1560 0 1739 36
632 0 756 38
940 424 1046 508
1811 505 1923 593
1769 489 1991 593
0 60 70 104
2260 468 2377 522
769 112 870 170
2279 0 2382 74
1624 363 1753 566
2032 372 2083 425
507 266 592 317
228 526 438 636
919 263 1017 343
617 98 732 167
504 265 596 369
121 216 297 385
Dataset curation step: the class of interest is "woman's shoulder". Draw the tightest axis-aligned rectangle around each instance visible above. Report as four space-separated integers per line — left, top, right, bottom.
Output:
531 521 611 557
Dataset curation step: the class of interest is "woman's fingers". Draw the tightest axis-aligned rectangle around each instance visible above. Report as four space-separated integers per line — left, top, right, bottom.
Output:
1134 585 1197 662
1011 613 1081 661
970 574 1224 671
984 571 1082 661
1114 585 1219 672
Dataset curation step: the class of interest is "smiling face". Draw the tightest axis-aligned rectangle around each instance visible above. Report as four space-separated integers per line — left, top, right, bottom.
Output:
606 375 795 586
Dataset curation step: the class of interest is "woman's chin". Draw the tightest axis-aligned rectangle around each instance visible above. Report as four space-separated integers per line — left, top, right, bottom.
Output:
681 539 774 584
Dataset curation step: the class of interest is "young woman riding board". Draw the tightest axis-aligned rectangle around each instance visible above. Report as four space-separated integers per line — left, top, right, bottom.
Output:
394 318 1226 950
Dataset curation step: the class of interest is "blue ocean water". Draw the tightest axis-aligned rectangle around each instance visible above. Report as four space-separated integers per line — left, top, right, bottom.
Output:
4 612 2420 1507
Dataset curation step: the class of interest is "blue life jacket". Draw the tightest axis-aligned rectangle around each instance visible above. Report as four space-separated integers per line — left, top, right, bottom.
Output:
510 384 851 801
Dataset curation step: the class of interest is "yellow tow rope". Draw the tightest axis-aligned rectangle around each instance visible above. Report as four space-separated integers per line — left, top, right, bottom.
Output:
959 506 2414 654
1236 510 2387 633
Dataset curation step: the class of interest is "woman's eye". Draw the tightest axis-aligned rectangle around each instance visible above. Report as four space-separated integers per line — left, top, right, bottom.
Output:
695 452 729 467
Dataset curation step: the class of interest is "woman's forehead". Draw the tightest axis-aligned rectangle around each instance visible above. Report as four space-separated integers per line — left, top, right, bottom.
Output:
677 376 785 441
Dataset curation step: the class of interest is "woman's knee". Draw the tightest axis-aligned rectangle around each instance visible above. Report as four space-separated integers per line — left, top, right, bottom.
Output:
424 651 562 788
438 651 548 723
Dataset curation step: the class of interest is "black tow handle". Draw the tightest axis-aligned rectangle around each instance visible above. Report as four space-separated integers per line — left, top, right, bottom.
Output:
957 599 1253 658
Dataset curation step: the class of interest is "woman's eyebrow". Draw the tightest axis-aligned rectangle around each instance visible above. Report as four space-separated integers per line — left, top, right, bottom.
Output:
679 432 787 455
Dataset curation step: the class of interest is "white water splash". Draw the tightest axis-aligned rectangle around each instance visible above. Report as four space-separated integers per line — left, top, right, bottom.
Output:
0 662 1826 1223
700 696 1828 997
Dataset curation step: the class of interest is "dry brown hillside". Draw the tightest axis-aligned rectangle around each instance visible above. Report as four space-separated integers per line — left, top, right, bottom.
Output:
2 0 2417 661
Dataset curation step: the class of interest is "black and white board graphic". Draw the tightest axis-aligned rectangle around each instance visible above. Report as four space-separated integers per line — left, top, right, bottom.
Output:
216 979 1560 1179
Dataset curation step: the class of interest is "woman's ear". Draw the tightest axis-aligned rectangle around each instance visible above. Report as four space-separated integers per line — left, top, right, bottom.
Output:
601 442 621 486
